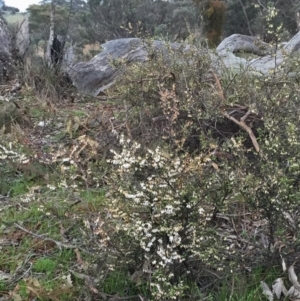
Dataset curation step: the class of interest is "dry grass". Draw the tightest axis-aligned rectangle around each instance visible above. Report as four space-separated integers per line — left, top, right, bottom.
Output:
83 43 101 56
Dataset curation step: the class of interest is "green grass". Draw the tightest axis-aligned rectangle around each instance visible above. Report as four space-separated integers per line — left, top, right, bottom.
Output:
0 280 6 292
0 190 79 300
52 130 68 141
80 189 105 202
10 180 29 196
72 110 87 118
210 267 280 301
0 172 41 196
102 270 149 297
30 107 48 119
33 258 57 274
0 185 105 277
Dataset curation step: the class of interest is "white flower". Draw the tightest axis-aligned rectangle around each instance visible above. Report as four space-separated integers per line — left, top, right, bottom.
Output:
154 154 161 162
164 205 174 214
198 208 205 215
47 184 56 190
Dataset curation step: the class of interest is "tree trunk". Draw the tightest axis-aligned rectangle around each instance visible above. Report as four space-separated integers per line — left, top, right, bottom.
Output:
46 0 55 67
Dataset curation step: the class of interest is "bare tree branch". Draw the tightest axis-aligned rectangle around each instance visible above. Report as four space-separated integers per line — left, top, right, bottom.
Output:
238 0 253 36
211 71 261 155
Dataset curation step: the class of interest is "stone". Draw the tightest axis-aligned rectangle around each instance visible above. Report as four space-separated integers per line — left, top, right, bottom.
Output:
69 38 189 96
69 32 300 96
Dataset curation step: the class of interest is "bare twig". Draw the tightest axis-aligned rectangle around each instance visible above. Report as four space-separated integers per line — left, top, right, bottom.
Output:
14 223 92 254
124 99 133 139
229 275 235 301
12 262 32 284
212 72 225 101
255 0 267 10
238 0 253 36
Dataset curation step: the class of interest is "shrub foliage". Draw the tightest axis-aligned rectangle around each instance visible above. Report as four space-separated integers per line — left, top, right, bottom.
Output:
94 41 300 299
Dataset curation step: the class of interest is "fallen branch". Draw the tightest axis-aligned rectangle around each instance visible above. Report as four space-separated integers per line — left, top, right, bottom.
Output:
211 71 261 155
223 110 260 153
14 223 92 254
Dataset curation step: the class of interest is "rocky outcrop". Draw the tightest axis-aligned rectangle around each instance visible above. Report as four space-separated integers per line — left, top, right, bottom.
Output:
217 33 300 75
69 38 190 96
69 33 300 96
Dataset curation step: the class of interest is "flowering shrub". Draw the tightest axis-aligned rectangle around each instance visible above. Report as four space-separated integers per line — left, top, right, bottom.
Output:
0 141 30 195
99 39 300 299
107 134 236 299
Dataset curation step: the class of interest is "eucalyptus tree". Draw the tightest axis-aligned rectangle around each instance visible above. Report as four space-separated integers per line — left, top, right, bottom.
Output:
28 0 88 49
86 0 200 42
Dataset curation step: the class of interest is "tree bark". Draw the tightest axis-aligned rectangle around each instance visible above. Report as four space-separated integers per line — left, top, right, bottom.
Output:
46 0 56 67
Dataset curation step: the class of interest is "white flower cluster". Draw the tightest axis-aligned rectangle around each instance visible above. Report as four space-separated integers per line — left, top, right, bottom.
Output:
151 274 185 300
265 4 283 37
107 135 219 298
110 135 141 171
0 143 29 164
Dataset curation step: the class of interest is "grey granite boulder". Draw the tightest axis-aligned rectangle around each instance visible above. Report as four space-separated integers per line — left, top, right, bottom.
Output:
69 32 300 96
69 38 189 96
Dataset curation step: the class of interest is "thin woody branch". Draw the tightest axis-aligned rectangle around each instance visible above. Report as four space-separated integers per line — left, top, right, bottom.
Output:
15 223 92 254
211 71 261 155
223 111 260 153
